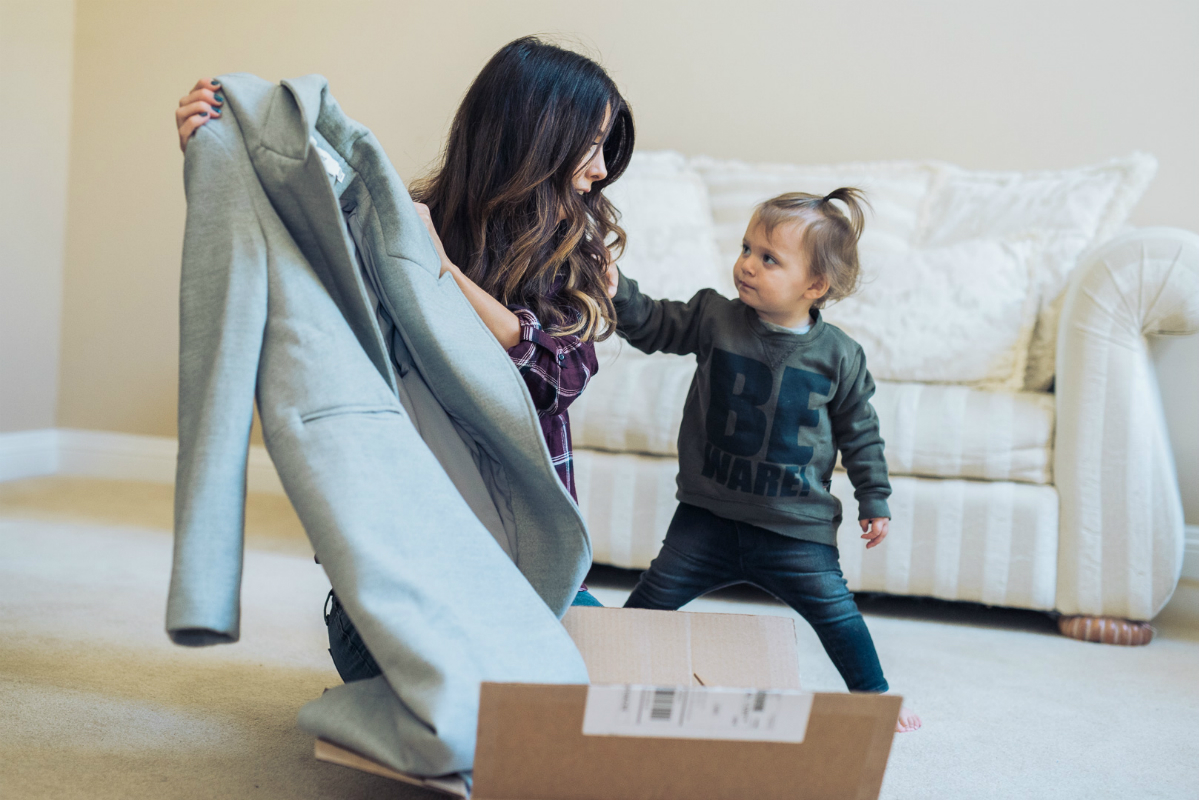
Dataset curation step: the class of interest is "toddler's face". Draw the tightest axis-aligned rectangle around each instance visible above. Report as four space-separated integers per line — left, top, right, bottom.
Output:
733 218 826 323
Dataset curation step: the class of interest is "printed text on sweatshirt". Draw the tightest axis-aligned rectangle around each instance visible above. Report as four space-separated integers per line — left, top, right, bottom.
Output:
612 272 891 546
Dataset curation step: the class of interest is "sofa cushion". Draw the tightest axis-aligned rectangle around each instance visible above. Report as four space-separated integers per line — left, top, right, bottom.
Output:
869 381 1055 485
573 345 1055 485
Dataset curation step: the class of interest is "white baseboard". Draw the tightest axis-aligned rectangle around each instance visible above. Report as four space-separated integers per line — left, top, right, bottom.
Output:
0 428 60 482
0 428 284 494
1184 525 1199 582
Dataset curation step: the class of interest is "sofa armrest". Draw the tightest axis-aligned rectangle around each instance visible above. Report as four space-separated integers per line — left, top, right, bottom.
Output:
1054 227 1199 619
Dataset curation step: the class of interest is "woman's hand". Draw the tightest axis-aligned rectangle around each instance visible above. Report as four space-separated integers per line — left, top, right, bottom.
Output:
413 202 457 277
860 517 889 549
176 79 224 153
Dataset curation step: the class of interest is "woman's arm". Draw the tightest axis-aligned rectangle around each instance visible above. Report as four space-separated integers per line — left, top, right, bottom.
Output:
507 308 598 417
414 203 521 348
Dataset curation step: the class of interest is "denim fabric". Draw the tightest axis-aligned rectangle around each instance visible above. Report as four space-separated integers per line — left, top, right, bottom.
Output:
571 588 604 607
327 588 604 683
326 592 384 684
624 503 888 693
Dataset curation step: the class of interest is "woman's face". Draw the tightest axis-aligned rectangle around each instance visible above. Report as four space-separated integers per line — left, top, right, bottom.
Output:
572 104 612 197
556 105 611 224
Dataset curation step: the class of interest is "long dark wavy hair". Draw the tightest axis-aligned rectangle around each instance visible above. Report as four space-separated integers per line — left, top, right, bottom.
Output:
412 36 635 340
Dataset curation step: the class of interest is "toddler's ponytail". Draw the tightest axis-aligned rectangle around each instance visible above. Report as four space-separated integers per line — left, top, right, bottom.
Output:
753 187 871 308
821 187 866 244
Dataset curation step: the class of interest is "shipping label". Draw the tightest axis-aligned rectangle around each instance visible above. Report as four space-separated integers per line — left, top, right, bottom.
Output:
581 684 813 743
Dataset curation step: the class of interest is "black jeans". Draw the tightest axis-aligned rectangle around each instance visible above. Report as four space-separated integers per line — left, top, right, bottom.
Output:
325 588 605 684
625 502 888 693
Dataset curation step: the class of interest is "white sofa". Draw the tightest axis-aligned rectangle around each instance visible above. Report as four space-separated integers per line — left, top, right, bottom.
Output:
571 151 1199 641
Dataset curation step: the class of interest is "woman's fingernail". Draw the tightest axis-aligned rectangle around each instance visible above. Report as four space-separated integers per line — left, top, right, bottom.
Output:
214 94 224 103
212 80 221 86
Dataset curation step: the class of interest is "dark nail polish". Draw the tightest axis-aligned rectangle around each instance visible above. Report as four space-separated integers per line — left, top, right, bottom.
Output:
214 94 224 103
212 80 221 86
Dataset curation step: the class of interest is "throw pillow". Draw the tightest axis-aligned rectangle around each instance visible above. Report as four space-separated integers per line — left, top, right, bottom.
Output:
822 238 1040 389
919 154 1157 390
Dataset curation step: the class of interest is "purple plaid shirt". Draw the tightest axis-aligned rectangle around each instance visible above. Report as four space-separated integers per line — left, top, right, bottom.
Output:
506 306 598 501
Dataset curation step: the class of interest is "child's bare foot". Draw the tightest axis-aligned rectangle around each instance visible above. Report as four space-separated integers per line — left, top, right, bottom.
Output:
895 705 922 732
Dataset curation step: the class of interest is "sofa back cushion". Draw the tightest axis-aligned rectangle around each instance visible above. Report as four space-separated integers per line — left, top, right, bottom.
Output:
601 151 728 301
919 156 1156 389
692 153 1156 390
571 349 1057 485
692 157 938 270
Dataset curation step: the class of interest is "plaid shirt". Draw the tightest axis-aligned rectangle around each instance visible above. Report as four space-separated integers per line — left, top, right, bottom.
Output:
506 306 598 501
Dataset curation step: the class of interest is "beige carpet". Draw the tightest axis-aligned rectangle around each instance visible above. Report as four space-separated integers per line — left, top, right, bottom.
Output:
2 477 1196 799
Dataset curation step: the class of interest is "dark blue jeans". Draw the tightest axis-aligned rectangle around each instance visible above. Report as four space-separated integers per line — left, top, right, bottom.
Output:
624 503 888 693
325 588 604 683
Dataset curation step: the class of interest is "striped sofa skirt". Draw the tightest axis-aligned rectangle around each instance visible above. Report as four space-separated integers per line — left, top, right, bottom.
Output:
575 448 1059 613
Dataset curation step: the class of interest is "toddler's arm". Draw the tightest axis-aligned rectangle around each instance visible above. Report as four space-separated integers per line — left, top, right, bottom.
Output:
828 349 891 523
611 270 718 357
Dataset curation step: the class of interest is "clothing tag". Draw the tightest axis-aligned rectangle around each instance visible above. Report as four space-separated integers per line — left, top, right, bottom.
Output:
582 684 813 743
310 138 345 183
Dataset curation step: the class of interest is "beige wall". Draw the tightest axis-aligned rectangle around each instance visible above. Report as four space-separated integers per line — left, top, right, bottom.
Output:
44 0 1199 517
0 0 75 431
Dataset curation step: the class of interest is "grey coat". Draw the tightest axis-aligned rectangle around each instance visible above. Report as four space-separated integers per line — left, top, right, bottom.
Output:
165 73 591 776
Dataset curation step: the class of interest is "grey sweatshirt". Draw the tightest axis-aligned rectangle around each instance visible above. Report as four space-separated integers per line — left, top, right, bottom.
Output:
613 272 891 546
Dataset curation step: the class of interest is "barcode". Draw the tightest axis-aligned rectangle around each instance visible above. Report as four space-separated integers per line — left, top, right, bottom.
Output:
650 688 676 720
753 691 767 712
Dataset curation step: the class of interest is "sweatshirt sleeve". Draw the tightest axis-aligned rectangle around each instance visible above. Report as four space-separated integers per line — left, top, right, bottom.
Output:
828 348 891 520
611 270 718 357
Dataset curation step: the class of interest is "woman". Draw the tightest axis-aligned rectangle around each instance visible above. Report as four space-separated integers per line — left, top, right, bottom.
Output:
176 36 634 681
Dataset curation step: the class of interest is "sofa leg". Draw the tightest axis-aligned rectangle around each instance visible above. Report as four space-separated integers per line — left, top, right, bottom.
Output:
1057 615 1154 646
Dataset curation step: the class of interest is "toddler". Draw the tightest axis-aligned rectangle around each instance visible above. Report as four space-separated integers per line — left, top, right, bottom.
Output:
612 189 920 732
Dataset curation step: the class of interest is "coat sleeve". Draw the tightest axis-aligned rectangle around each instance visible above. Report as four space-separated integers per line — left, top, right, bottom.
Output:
166 125 269 646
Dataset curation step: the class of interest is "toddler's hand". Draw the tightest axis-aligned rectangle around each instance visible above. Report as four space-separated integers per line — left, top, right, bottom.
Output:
605 258 619 298
860 517 889 549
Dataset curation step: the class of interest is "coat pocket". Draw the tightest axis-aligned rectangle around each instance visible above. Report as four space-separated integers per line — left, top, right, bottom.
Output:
299 405 404 424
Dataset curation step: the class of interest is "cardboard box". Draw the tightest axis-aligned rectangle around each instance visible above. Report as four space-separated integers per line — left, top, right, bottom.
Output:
315 606 900 799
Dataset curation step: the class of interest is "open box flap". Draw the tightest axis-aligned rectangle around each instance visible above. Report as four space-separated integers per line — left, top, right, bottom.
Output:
561 606 802 689
314 738 469 797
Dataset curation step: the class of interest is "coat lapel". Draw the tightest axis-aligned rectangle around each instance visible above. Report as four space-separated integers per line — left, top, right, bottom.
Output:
228 73 396 393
